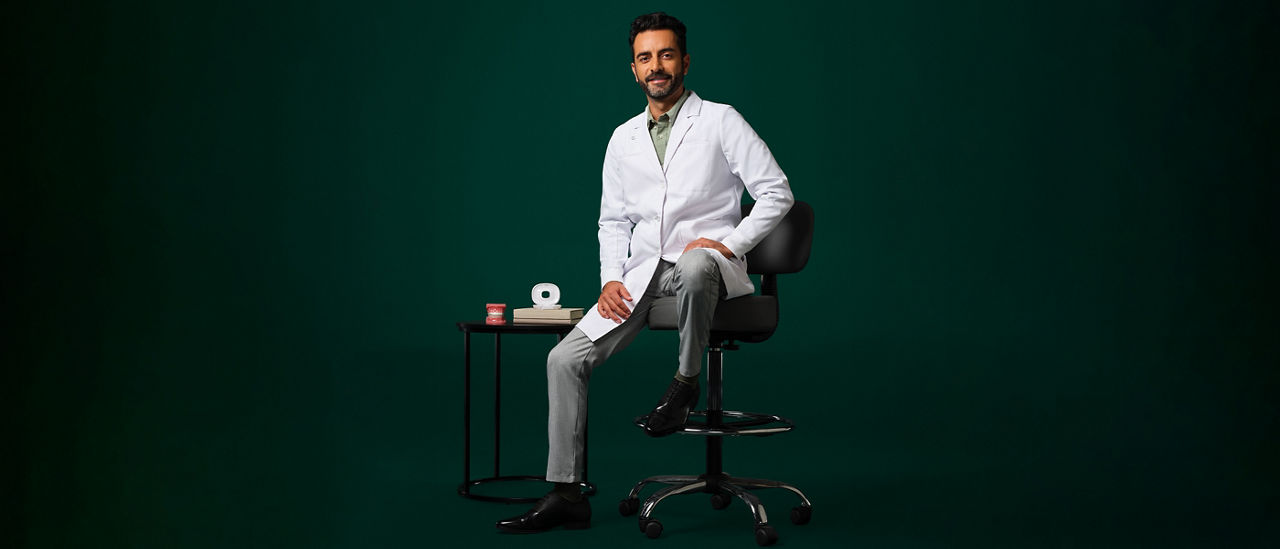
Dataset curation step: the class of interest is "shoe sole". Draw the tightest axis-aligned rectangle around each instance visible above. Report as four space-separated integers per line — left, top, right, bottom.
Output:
644 425 682 437
495 521 591 534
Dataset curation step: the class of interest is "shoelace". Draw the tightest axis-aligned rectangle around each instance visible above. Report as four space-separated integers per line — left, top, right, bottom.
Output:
655 380 695 408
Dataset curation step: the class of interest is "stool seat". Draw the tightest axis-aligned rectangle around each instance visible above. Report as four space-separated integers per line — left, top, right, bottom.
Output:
646 295 778 336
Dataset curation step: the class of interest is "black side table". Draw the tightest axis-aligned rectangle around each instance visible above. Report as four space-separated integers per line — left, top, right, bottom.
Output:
456 321 597 503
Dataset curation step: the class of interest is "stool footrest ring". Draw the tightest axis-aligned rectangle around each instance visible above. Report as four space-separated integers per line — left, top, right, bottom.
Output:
633 410 794 437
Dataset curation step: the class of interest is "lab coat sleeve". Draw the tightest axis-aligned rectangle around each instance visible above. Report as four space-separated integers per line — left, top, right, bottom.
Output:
598 134 634 287
718 107 794 259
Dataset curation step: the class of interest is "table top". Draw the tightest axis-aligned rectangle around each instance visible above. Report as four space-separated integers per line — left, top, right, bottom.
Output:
456 321 577 335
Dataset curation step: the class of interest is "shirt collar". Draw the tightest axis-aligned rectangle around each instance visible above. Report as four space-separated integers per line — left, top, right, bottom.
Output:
647 89 691 126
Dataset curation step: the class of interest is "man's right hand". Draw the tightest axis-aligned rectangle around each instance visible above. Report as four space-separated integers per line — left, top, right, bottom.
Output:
597 281 634 324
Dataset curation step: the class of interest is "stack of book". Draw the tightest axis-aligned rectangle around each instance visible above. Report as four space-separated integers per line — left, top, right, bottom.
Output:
513 307 585 325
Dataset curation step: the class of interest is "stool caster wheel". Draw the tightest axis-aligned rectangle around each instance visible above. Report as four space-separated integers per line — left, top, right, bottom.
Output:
711 493 732 510
790 504 812 525
619 498 639 516
642 518 663 539
754 524 778 546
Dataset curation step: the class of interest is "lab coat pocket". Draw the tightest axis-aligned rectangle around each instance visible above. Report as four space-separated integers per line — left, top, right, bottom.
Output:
667 141 723 194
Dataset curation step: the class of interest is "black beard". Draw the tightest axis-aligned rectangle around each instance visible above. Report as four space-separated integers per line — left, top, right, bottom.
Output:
639 71 684 100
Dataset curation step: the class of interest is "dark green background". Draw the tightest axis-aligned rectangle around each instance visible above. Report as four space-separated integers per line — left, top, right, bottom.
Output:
9 1 1277 547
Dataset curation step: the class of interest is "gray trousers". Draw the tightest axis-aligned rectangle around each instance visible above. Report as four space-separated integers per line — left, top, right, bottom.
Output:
545 252 727 483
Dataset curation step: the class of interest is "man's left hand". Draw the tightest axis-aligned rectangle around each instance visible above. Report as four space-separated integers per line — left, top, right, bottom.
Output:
683 238 734 259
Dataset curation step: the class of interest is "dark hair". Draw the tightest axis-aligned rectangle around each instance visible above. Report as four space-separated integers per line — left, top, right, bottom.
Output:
629 12 687 56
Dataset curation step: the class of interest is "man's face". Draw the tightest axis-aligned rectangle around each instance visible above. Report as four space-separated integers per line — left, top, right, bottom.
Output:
631 29 689 100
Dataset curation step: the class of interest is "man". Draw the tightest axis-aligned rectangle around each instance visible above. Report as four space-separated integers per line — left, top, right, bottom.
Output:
496 12 794 533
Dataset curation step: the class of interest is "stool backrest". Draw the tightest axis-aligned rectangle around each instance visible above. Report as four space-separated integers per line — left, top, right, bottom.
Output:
743 200 814 275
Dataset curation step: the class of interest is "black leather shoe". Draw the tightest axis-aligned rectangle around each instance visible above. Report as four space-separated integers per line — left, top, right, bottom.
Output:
642 378 700 437
495 492 591 533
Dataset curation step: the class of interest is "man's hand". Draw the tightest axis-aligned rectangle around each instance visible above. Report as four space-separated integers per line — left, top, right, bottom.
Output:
597 281 634 324
683 238 735 259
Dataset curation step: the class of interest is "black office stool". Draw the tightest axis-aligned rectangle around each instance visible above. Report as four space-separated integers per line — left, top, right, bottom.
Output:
618 201 814 547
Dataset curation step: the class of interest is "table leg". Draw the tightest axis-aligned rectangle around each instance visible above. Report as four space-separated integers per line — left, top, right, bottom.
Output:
463 331 471 494
457 326 593 501
494 332 502 477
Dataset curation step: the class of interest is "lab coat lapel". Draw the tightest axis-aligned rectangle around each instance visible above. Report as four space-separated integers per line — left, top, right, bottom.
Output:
631 113 665 177
662 92 702 173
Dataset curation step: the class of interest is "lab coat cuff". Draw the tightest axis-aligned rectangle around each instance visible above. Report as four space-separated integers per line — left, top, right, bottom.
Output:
600 269 624 288
721 235 749 260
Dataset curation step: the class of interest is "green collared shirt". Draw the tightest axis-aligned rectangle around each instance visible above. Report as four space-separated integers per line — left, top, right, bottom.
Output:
646 89 691 167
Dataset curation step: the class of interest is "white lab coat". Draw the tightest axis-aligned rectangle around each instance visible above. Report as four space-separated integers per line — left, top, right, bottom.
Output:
576 91 795 342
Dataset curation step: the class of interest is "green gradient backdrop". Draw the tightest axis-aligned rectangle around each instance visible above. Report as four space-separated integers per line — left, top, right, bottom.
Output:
8 1 1277 547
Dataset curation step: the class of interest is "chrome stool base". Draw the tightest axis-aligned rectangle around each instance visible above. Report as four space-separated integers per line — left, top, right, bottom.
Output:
623 338 813 546
618 472 811 546
624 405 811 546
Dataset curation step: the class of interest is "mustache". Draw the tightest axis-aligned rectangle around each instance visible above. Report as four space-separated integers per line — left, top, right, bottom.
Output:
646 72 673 82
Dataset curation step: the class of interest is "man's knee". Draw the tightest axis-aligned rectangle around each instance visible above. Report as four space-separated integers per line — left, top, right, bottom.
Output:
547 339 587 380
675 251 722 291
